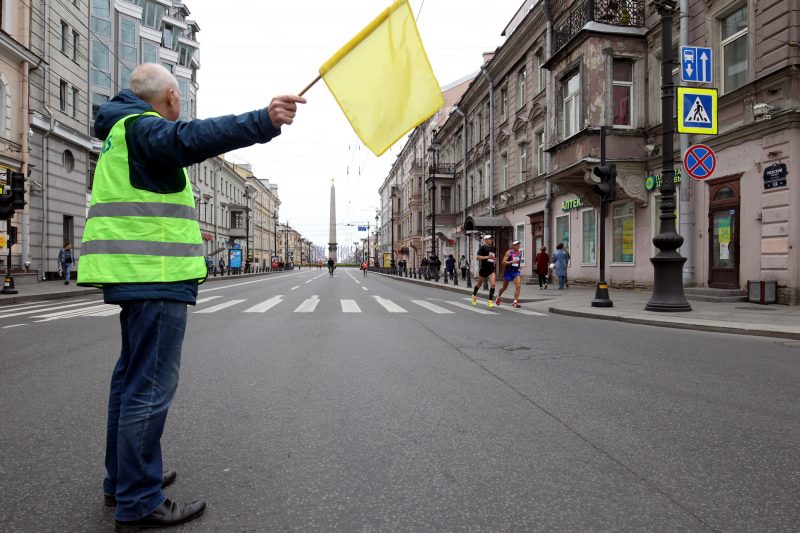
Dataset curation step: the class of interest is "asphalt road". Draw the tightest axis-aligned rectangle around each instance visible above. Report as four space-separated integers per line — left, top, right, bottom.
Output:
1 268 799 532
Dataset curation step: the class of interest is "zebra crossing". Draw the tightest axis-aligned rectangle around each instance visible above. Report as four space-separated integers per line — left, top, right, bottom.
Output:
0 294 547 326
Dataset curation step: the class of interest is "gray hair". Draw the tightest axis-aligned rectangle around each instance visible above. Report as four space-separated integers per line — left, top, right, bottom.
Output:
129 63 178 101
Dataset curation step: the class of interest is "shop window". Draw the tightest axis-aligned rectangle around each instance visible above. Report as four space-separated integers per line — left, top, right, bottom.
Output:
582 209 596 264
714 186 736 201
721 5 748 93
612 60 633 127
612 201 635 263
555 214 570 253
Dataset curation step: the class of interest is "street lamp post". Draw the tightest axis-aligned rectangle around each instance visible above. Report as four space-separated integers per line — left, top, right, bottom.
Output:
428 132 440 281
374 213 379 267
646 0 691 312
272 211 278 270
243 189 251 273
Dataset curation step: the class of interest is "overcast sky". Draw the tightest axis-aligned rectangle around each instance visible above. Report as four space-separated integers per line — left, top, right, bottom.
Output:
190 0 523 248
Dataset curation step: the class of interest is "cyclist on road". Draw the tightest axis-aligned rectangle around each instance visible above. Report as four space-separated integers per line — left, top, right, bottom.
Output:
496 240 522 308
327 258 335 277
472 235 497 308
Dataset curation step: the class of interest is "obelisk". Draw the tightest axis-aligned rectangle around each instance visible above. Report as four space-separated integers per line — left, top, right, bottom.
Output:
328 179 338 261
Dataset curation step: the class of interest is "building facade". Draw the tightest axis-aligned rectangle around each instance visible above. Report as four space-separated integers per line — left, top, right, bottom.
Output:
378 0 800 304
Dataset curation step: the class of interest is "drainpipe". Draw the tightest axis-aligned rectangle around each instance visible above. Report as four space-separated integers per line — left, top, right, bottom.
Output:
453 105 467 254
20 9 31 266
543 0 554 252
480 67 495 217
40 0 55 280
679 0 693 286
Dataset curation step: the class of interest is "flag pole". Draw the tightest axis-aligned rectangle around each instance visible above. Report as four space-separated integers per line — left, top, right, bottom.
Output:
299 74 321 97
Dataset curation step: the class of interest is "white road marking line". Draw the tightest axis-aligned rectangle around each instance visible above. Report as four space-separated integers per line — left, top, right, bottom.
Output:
305 273 325 284
0 300 99 319
86 307 122 317
198 271 304 293
294 295 319 313
0 300 63 311
345 269 361 285
34 304 116 321
244 296 283 313
290 286 299 291
362 286 368 291
2 323 28 329
373 296 407 313
445 300 498 315
411 300 454 314
341 299 361 313
196 296 223 305
194 299 247 314
461 297 547 316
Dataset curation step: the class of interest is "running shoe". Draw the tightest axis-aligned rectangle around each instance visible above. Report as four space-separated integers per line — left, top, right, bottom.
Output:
512 301 521 308
495 297 501 306
487 300 495 308
471 295 477 305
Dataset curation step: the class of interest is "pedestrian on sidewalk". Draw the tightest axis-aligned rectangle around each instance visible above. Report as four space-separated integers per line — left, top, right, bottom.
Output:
534 246 550 289
496 240 522 307
205 256 213 276
420 257 429 279
78 63 305 530
218 257 226 276
445 254 456 280
459 254 468 280
58 242 75 285
472 235 497 308
553 242 569 289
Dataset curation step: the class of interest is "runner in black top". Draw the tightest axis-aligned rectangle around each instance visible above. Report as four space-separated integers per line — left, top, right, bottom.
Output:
472 234 497 308
327 258 335 277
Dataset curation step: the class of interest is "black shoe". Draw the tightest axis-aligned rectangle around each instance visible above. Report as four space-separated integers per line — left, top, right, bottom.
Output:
114 498 206 531
105 470 178 507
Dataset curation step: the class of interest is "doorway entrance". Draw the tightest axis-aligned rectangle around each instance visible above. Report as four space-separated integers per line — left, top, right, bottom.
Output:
708 176 740 288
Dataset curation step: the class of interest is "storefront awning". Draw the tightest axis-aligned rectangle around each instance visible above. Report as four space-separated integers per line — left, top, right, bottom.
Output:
464 216 512 231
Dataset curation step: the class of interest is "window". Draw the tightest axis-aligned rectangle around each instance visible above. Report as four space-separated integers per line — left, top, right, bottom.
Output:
477 170 483 200
119 18 137 62
485 161 491 198
535 131 544 175
563 72 580 138
582 209 596 264
477 111 482 140
500 86 508 122
612 201 635 263
59 80 68 112
177 78 189 117
142 0 165 29
467 120 473 146
441 187 451 213
72 88 79 118
721 6 748 92
534 51 544 93
501 154 508 190
518 144 528 182
612 60 633 127
62 150 75 172
91 92 108 121
119 64 133 90
517 67 527 108
91 0 110 17
61 21 68 54
72 30 79 61
142 41 158 63
90 41 112 88
555 215 570 253
514 224 526 266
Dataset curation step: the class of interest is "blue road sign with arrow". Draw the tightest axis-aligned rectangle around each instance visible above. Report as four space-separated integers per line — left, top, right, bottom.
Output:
681 46 712 83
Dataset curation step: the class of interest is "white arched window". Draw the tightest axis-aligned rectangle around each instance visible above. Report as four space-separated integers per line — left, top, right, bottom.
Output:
0 72 9 139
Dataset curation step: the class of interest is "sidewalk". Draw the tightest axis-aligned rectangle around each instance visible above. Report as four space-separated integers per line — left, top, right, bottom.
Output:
375 272 800 341
0 270 280 306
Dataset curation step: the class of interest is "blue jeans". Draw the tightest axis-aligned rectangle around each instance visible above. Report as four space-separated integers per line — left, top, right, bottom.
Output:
104 300 188 521
558 275 566 289
62 262 72 282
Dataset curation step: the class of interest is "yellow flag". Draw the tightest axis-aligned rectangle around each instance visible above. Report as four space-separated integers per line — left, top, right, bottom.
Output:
320 0 444 156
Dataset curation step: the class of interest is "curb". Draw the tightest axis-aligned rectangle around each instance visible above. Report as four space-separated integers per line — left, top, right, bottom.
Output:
374 272 544 303
548 307 800 341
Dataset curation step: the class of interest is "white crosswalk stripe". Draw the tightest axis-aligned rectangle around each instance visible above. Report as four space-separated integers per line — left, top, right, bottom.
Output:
196 296 223 305
444 300 498 315
411 300 454 314
0 299 98 319
244 296 283 313
294 296 320 313
341 299 361 313
194 299 247 314
463 298 548 316
34 304 118 322
373 296 407 313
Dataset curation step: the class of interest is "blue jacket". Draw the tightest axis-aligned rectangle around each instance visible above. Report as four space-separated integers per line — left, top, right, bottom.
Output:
93 90 281 304
552 249 569 277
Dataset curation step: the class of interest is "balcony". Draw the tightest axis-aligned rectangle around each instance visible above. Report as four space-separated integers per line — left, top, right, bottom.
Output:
429 163 456 177
554 0 645 53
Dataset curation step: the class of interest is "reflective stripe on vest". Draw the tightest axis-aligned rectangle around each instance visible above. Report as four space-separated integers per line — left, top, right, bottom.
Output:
78 111 206 286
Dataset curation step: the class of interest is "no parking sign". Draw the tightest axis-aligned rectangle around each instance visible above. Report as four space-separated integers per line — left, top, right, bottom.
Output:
683 144 716 181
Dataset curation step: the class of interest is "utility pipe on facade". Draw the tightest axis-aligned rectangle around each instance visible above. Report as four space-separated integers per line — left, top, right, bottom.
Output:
40 0 55 280
452 106 467 237
480 67 495 217
543 0 554 252
679 0 693 286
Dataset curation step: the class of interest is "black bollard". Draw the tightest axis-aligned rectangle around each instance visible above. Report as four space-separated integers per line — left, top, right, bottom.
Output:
453 271 458 286
466 269 472 288
443 271 448 284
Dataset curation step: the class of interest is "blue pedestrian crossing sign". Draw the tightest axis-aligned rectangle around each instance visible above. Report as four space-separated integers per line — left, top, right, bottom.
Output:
677 87 718 135
680 46 713 83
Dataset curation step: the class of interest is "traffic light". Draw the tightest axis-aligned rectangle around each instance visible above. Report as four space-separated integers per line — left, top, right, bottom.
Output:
0 193 13 219
593 164 617 202
10 172 26 210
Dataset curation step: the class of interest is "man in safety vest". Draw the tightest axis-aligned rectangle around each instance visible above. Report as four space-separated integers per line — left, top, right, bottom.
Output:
79 63 305 530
